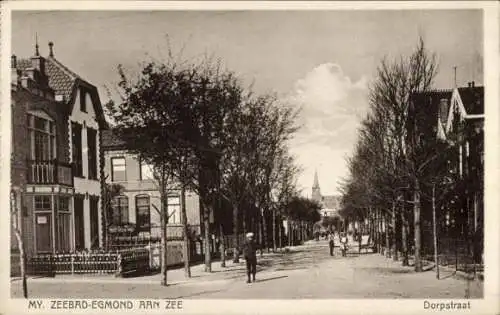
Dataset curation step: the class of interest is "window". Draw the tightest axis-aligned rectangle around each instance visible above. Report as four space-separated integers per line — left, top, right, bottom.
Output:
140 160 154 181
57 196 71 252
135 195 151 232
71 122 83 177
27 114 56 160
58 196 70 212
57 213 71 252
167 196 180 224
111 195 129 225
111 157 126 182
34 195 51 211
87 128 97 180
80 87 87 112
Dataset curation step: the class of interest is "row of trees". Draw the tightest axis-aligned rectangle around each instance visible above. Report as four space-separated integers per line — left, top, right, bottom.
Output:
339 38 475 272
105 52 320 285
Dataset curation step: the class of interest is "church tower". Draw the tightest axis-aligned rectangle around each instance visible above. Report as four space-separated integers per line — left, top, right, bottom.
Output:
312 170 322 203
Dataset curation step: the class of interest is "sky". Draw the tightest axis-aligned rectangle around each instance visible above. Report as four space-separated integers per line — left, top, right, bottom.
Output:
11 10 483 196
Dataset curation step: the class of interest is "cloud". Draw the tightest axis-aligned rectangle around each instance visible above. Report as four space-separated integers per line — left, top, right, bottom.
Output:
285 63 370 195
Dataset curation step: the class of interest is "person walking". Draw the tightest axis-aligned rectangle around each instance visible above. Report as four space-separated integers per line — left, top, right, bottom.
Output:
340 232 349 257
328 231 335 256
243 232 257 283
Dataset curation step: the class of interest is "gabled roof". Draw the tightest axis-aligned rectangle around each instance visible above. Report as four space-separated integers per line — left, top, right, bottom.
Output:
45 57 80 102
101 129 127 150
15 55 108 129
412 86 484 140
456 86 484 115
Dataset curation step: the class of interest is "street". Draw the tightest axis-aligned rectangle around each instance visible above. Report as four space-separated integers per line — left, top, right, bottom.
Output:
11 240 483 299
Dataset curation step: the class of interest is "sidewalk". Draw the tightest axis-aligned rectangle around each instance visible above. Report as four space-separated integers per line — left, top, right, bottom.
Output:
11 247 294 286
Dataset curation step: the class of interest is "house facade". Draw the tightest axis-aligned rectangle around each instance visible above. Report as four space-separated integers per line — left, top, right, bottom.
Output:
11 42 107 256
101 130 202 241
411 82 484 263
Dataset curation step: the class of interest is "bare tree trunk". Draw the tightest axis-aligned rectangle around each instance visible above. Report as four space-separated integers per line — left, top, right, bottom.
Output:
160 191 168 286
385 213 391 258
432 184 439 279
220 223 226 268
258 212 264 257
272 209 277 252
103 196 109 251
262 209 268 253
414 178 422 272
232 203 240 263
287 220 292 247
11 188 28 298
392 201 398 261
203 201 212 272
243 209 247 234
377 209 383 254
278 215 283 252
180 185 191 278
13 229 28 298
401 208 409 266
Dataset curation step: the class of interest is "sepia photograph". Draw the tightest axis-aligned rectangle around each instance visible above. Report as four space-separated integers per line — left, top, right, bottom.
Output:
1 1 499 314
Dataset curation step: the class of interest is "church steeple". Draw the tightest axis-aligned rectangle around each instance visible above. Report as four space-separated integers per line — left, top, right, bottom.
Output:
313 170 319 189
312 169 321 203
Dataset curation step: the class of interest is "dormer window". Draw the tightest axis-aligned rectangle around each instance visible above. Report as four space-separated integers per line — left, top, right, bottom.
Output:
80 87 87 112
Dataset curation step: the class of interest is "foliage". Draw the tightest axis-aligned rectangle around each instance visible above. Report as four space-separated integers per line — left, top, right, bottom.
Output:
285 197 321 223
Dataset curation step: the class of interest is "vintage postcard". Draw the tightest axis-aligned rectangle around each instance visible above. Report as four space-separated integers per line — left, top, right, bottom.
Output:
1 1 499 315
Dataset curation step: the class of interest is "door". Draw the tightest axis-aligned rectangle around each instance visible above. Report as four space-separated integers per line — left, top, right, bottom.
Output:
89 197 99 249
35 213 52 253
74 196 85 250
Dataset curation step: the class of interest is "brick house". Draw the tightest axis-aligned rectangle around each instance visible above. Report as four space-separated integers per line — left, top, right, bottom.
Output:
410 83 484 263
101 130 202 243
11 42 107 256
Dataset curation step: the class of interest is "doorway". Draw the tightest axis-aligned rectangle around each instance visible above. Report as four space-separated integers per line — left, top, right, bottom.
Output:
74 196 85 250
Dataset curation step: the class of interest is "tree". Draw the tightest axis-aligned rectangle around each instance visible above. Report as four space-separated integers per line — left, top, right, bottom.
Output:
106 51 247 278
102 181 125 250
341 38 439 271
284 196 321 244
11 187 27 298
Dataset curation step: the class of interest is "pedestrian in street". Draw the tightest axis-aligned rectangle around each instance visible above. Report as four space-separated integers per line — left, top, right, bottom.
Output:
243 232 257 283
340 232 349 257
328 231 335 256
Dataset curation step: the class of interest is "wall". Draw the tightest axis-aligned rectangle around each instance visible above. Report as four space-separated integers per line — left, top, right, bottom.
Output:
69 88 103 249
11 84 70 256
103 150 201 229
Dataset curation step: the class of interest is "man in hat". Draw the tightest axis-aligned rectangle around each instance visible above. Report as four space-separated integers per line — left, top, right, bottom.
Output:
243 232 257 283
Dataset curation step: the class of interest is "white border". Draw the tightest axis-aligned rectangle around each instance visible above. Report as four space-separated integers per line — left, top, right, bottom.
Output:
1 1 499 315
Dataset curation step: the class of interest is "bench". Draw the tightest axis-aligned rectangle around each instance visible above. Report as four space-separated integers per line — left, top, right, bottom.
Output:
358 236 374 254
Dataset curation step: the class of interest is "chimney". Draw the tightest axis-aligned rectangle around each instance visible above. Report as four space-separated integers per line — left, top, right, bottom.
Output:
468 82 471 88
11 55 17 68
48 42 54 58
471 81 475 88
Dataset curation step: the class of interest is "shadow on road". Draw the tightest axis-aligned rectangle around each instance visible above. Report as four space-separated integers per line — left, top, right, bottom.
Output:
356 267 414 275
255 275 288 283
175 289 225 299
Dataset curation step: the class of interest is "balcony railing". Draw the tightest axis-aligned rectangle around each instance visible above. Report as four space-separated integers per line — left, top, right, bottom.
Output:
27 159 74 186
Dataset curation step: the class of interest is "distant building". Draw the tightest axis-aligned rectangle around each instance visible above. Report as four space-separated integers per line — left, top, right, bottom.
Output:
101 130 202 240
11 41 107 256
311 171 341 218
